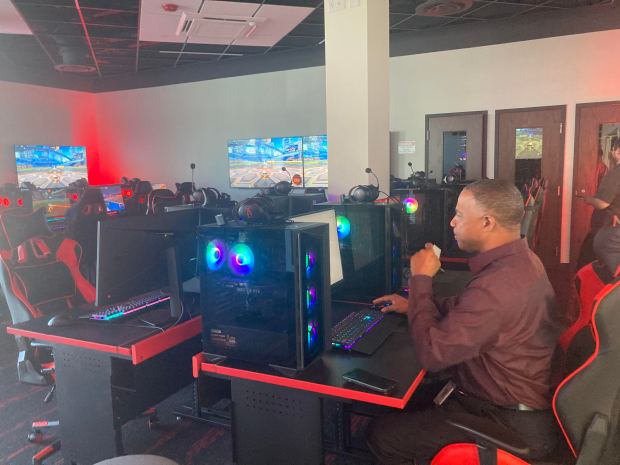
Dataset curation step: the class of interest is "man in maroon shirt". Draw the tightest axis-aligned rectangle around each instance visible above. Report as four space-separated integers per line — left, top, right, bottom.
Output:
367 179 560 465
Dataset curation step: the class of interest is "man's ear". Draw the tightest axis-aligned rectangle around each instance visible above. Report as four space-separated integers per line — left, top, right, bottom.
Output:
482 214 497 231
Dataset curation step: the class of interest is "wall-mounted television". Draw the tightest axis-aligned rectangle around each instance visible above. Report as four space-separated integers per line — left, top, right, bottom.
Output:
14 145 88 189
228 137 304 189
302 135 328 188
228 135 328 188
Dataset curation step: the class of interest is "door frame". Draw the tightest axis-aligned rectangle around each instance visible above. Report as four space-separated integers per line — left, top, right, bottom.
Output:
570 100 620 268
425 110 488 179
494 105 566 179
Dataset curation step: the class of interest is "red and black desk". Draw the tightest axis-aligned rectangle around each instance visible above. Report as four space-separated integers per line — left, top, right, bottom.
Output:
193 315 426 465
7 308 202 465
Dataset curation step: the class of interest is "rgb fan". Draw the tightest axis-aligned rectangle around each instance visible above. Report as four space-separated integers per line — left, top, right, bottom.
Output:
306 286 317 310
228 243 255 275
307 320 318 348
336 215 351 239
206 240 226 271
403 197 419 214
305 250 316 278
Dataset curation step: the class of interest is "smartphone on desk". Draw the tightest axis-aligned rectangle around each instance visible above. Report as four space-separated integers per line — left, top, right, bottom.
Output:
342 368 397 394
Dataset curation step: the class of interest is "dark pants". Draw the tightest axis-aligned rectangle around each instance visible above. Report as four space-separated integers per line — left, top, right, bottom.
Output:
367 391 558 465
593 224 620 279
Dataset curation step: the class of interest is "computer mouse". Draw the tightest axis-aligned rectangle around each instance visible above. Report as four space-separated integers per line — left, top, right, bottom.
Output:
47 314 74 327
369 301 391 311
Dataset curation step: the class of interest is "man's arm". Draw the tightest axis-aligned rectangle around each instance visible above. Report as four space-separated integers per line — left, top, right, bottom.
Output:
583 195 610 210
408 275 502 372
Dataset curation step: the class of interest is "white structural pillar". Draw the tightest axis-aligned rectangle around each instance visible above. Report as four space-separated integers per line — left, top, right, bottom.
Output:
324 0 390 199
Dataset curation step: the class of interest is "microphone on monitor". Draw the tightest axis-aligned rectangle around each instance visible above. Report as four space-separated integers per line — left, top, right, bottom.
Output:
365 167 379 189
281 166 292 182
190 163 196 187
408 162 415 176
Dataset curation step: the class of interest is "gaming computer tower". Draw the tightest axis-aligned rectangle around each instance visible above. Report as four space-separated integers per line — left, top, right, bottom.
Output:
392 185 467 257
317 202 405 301
198 222 330 371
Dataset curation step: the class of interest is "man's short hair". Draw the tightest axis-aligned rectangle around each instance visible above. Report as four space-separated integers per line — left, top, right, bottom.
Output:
464 179 524 228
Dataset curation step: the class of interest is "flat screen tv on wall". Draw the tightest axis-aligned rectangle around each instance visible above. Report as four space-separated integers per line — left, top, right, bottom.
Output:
228 137 304 189
14 144 88 189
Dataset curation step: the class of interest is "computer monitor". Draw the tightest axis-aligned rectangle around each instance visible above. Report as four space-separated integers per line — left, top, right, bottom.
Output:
97 184 125 215
95 209 203 308
228 137 304 188
14 145 88 188
301 135 328 188
291 209 343 286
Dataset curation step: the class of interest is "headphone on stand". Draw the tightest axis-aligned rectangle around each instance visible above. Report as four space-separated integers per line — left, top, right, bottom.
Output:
193 187 222 206
237 195 287 224
269 167 293 196
348 168 380 202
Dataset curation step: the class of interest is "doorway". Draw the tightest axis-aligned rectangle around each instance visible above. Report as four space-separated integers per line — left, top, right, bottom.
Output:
495 106 565 270
571 101 620 271
425 111 487 183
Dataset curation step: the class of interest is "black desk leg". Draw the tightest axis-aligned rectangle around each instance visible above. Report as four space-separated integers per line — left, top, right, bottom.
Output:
53 346 122 465
230 378 323 465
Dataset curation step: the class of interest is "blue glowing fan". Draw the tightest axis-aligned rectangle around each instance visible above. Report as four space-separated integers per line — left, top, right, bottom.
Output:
336 215 351 239
307 320 318 348
305 250 316 278
228 243 255 275
306 286 317 310
206 240 226 271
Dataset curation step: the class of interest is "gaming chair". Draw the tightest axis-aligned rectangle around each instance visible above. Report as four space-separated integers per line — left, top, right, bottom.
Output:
431 274 620 465
0 208 95 384
123 180 152 215
64 187 107 281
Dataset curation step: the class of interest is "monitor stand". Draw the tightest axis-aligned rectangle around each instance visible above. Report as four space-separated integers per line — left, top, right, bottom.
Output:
165 246 183 319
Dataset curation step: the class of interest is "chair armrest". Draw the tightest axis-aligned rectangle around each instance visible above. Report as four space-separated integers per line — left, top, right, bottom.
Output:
445 412 531 457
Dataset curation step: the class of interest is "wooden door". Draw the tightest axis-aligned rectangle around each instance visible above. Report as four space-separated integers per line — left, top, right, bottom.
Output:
571 101 620 270
495 106 565 269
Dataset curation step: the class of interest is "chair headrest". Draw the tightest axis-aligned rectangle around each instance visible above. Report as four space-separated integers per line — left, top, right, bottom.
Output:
0 208 52 250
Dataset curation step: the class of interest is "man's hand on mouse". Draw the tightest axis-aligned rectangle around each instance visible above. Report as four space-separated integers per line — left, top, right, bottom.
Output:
372 294 408 314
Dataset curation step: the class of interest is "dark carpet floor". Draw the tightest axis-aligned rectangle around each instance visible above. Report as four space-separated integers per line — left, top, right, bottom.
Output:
0 294 370 465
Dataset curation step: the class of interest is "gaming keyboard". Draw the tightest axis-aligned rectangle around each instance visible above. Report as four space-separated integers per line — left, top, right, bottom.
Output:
331 308 386 350
89 289 171 321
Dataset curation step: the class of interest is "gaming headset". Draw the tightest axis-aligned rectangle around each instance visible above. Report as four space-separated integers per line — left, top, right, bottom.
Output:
237 195 287 224
193 187 222 207
348 168 380 203
268 167 293 196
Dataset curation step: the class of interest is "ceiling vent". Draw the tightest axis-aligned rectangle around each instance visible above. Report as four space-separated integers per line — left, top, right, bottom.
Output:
415 0 474 17
53 45 96 73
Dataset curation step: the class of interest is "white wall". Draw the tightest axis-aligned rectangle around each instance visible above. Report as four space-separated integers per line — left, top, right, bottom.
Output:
5 29 620 260
94 67 326 198
390 29 620 261
0 81 98 185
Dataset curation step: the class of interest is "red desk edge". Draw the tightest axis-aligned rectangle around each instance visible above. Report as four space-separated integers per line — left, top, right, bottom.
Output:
192 352 426 409
7 316 202 365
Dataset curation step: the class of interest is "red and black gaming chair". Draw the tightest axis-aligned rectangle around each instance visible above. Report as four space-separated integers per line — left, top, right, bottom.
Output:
430 275 620 465
0 207 95 384
123 180 152 215
64 187 108 282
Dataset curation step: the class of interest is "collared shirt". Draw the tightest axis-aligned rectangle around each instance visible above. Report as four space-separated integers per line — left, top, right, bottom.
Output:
408 238 558 409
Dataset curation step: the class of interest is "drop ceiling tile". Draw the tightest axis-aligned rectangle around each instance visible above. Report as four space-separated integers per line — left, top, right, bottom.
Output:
288 22 324 37
394 15 450 30
467 2 533 20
